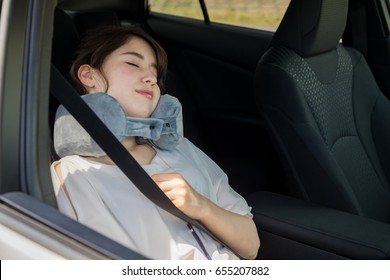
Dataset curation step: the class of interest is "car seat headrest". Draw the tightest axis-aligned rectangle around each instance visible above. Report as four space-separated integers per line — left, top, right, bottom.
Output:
72 10 120 38
57 0 148 22
270 0 348 57
52 8 80 76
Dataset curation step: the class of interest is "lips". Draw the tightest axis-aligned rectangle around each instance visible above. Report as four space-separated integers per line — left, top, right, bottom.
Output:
135 89 153 100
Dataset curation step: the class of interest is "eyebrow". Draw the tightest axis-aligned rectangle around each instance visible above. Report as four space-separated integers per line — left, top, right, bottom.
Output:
121 51 144 59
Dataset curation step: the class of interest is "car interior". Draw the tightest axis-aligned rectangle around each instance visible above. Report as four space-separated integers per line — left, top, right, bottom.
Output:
1 0 390 259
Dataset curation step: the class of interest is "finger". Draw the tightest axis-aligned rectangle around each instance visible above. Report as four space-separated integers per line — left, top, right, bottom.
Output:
156 179 187 194
151 173 179 182
153 176 186 189
161 188 186 208
159 188 185 207
155 180 174 192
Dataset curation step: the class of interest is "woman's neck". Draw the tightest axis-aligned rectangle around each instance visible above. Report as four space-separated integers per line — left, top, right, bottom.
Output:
85 136 156 165
122 136 139 151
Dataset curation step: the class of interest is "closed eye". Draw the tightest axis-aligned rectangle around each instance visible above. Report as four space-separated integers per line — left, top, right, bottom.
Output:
126 62 139 67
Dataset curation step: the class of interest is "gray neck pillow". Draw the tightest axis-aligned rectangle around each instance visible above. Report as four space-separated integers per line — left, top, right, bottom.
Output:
54 93 183 158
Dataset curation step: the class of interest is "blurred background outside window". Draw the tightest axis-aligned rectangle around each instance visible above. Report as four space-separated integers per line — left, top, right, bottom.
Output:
149 0 290 31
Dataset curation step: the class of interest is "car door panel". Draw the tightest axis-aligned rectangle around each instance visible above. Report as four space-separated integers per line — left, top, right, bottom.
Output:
0 192 146 259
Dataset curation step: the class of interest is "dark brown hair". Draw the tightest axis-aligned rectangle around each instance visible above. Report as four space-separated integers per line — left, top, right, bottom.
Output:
69 25 168 94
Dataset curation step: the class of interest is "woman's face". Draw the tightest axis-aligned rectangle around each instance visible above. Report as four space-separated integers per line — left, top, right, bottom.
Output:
92 36 161 118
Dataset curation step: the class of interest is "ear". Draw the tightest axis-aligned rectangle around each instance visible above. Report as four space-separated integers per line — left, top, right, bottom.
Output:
77 64 97 92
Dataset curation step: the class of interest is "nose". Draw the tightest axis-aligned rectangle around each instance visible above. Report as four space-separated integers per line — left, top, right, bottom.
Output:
142 69 158 85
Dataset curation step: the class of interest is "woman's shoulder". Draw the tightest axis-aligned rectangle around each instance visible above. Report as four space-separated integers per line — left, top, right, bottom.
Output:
53 154 83 165
174 137 203 154
163 137 206 162
172 138 222 172
52 154 105 172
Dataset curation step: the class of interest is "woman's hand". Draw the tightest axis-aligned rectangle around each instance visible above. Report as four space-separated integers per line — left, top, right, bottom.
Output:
151 173 209 220
152 172 260 259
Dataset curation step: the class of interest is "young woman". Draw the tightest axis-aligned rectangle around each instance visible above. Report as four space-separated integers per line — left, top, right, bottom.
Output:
50 26 260 260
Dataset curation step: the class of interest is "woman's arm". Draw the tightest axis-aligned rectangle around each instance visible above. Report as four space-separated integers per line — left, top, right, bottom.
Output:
152 173 260 259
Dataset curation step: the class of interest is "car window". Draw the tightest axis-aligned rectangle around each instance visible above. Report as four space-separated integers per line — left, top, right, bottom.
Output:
149 0 204 21
149 0 291 31
205 0 290 31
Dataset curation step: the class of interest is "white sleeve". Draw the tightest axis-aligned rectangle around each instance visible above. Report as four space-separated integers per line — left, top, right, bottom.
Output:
214 172 253 218
50 158 138 249
50 162 78 220
182 139 253 217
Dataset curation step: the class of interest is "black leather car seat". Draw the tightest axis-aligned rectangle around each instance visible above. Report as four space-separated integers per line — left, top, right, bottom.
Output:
255 0 390 223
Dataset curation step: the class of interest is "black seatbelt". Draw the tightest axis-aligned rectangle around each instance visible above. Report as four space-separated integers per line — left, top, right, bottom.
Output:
49 65 237 258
